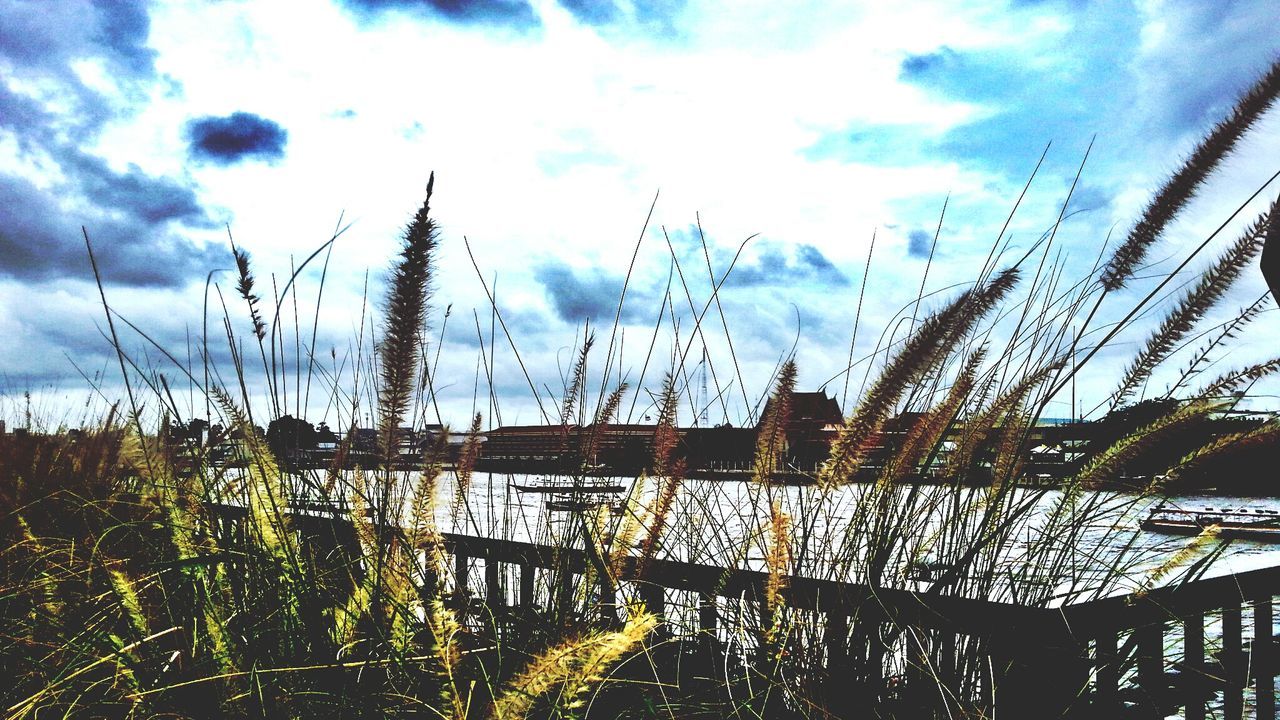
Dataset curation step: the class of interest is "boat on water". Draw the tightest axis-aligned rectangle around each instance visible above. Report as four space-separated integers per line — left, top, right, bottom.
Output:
509 476 627 494
510 476 627 512
545 497 624 513
1141 504 1280 540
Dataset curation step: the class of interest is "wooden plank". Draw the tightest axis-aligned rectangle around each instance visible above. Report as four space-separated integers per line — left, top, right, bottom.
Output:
1224 603 1243 720
1256 599 1274 720
1184 611 1205 720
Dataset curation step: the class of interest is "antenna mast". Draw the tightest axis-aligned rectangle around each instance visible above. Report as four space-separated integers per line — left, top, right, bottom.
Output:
699 346 709 426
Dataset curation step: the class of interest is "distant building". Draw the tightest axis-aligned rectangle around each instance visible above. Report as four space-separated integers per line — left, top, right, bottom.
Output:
757 391 844 467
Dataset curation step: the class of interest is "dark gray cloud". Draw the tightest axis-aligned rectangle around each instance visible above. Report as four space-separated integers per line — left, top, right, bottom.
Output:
724 244 849 288
0 0 217 288
631 0 685 35
557 0 618 25
534 262 649 323
0 0 155 80
1129 0 1279 136
907 229 933 259
900 47 957 79
557 0 685 35
447 304 554 350
186 112 289 165
0 175 220 287
1065 184 1112 215
338 0 539 29
337 0 684 34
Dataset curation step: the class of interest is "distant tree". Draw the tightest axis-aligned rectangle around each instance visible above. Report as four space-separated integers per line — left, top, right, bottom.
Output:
265 415 317 464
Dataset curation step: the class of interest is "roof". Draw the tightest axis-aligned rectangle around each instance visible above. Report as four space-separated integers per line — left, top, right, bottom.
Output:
758 391 843 429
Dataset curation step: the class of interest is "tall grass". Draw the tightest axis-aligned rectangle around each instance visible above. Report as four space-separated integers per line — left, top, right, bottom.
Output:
3 58 1280 719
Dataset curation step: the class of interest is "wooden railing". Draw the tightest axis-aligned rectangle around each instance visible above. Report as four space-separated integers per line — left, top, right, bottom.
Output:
207 503 1280 718
444 532 1280 718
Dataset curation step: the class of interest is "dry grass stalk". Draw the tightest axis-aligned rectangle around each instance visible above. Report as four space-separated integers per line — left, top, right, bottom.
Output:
212 386 294 560
1076 399 1226 487
487 608 655 720
763 497 792 649
1198 357 1280 398
453 412 484 522
1133 523 1222 598
392 433 449 653
884 348 985 486
580 383 627 469
821 268 1019 486
1111 202 1274 407
426 597 467 720
378 175 438 466
753 359 796 484
1160 421 1280 487
945 360 1063 482
231 243 267 342
608 475 648 577
1167 292 1271 397
1100 58 1280 290
635 374 684 578
561 332 595 428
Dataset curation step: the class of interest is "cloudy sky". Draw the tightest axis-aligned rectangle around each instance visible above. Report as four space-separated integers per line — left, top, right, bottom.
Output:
1 0 1278 429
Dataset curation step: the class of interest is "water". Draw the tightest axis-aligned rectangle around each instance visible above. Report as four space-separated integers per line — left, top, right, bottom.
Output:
439 473 1280 599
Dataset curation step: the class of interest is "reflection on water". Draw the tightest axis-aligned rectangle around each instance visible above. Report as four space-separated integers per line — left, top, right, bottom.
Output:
432 472 1280 603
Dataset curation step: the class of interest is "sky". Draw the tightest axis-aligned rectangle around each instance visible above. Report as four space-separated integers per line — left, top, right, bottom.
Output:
1 0 1278 430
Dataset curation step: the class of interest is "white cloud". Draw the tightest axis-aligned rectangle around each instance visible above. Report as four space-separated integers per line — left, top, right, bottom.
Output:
5 0 1277 424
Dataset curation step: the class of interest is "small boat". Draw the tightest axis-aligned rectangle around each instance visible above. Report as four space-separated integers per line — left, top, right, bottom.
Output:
511 480 626 494
1141 504 1280 540
545 497 623 513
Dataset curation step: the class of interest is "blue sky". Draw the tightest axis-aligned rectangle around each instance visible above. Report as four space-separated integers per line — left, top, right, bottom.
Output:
1 0 1277 428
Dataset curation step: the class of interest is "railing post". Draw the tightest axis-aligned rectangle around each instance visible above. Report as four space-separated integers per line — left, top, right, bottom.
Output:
906 627 928 695
454 550 470 599
937 630 956 697
1256 598 1274 719
826 611 848 670
1137 622 1164 710
1183 611 1205 720
599 575 618 627
992 622 1089 717
868 623 885 692
699 593 718 635
519 562 536 608
1095 630 1119 710
639 583 666 637
485 557 503 606
1224 603 1244 720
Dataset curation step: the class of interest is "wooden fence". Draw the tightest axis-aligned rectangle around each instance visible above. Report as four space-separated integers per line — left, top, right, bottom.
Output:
208 503 1279 718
